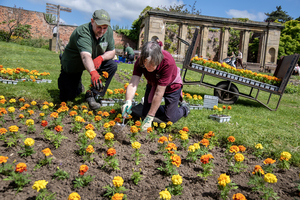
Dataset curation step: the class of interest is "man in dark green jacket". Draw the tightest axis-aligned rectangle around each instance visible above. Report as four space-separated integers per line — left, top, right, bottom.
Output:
58 9 117 109
124 43 135 63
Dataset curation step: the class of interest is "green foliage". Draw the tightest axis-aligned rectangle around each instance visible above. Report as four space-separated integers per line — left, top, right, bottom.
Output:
3 172 31 193
14 24 31 39
228 28 240 56
12 38 49 48
73 174 95 188
265 6 293 23
248 37 260 62
40 129 68 149
232 18 250 22
131 168 143 185
0 30 10 41
53 167 70 180
284 83 299 94
45 14 56 24
278 20 300 59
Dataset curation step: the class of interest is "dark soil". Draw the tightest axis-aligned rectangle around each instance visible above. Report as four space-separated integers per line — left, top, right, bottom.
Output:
0 107 299 200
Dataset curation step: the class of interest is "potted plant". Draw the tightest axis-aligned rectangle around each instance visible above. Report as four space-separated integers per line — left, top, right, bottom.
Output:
209 105 232 123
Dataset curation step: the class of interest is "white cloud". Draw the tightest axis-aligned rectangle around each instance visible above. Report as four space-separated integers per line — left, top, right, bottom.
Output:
226 9 266 21
37 0 184 23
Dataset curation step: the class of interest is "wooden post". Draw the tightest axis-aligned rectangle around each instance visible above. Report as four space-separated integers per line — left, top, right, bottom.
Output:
56 5 60 53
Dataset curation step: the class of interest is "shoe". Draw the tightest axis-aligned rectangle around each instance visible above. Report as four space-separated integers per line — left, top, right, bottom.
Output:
180 101 190 117
85 90 100 110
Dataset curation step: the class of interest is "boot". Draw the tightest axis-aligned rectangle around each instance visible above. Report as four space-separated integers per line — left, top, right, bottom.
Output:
85 90 100 110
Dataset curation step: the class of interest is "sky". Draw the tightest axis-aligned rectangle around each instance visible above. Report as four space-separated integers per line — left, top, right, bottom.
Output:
1 0 300 28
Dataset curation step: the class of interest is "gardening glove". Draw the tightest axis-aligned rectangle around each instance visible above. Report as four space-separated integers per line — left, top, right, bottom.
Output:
121 100 132 117
90 70 103 91
93 55 103 70
141 115 154 131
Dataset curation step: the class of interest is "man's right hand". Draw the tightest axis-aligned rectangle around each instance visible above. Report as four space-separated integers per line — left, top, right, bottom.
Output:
121 100 132 117
90 70 103 91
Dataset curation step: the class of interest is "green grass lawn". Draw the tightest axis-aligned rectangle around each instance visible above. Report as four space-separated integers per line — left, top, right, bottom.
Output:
1 41 300 166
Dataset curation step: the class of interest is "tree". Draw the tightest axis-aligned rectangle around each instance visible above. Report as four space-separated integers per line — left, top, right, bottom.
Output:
0 5 31 42
227 28 240 56
265 6 293 23
278 20 300 59
45 14 56 24
295 17 300 21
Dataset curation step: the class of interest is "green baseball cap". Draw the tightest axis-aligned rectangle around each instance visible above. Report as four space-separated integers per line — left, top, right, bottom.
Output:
93 9 111 26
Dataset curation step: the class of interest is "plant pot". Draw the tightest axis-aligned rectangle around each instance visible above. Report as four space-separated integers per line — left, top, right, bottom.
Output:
36 79 42 84
100 100 115 107
203 95 219 109
269 85 279 91
190 104 203 110
215 70 221 76
260 83 266 88
255 81 261 87
12 80 18 85
222 72 228 77
249 80 256 85
2 79 8 84
209 114 231 123
238 77 244 82
7 80 13 84
264 84 271 90
46 79 52 83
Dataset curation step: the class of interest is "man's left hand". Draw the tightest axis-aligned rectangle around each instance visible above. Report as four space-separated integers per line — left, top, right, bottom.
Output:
142 115 154 131
93 55 103 70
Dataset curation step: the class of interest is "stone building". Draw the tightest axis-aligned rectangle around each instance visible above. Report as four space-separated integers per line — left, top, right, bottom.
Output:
139 10 284 69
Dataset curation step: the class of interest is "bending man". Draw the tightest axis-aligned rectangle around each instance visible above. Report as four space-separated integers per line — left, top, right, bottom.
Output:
122 41 190 130
58 9 117 109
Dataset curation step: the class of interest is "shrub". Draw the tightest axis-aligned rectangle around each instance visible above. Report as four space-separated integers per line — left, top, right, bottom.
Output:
0 30 9 41
284 83 299 94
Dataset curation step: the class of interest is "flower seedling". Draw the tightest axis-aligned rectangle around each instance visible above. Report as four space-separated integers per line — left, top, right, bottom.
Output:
34 148 53 170
76 130 96 156
217 174 238 200
18 138 36 157
104 132 115 148
262 158 276 173
228 153 248 174
102 148 120 170
158 154 181 176
0 156 14 175
53 167 70 180
167 174 184 196
71 116 86 133
131 168 143 185
131 142 144 165
3 163 31 193
103 176 128 199
73 165 95 188
197 154 215 180
277 151 291 170
32 180 56 200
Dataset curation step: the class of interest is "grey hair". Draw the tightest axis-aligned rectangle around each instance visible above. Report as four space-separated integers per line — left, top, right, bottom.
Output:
139 41 164 67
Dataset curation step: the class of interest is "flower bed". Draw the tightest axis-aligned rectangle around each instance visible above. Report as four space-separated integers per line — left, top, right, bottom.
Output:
0 96 299 199
0 65 51 84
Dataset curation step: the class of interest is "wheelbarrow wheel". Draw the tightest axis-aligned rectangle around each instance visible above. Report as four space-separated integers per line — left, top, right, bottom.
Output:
214 81 239 104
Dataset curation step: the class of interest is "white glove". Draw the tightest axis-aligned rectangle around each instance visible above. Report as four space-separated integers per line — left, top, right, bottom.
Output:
121 100 132 117
142 115 154 131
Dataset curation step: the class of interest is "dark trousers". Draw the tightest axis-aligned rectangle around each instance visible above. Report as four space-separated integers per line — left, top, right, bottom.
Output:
58 69 83 102
236 58 244 69
58 59 117 101
127 54 134 62
142 84 187 123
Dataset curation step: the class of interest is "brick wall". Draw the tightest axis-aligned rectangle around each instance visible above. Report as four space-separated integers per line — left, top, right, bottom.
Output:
0 5 136 49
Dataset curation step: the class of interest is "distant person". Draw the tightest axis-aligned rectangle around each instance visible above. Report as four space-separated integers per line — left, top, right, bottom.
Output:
236 50 245 69
124 43 135 63
229 51 236 68
58 9 117 110
293 63 300 75
153 37 163 50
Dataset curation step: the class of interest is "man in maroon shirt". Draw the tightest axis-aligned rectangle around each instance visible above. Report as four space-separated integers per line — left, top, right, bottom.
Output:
122 41 189 130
